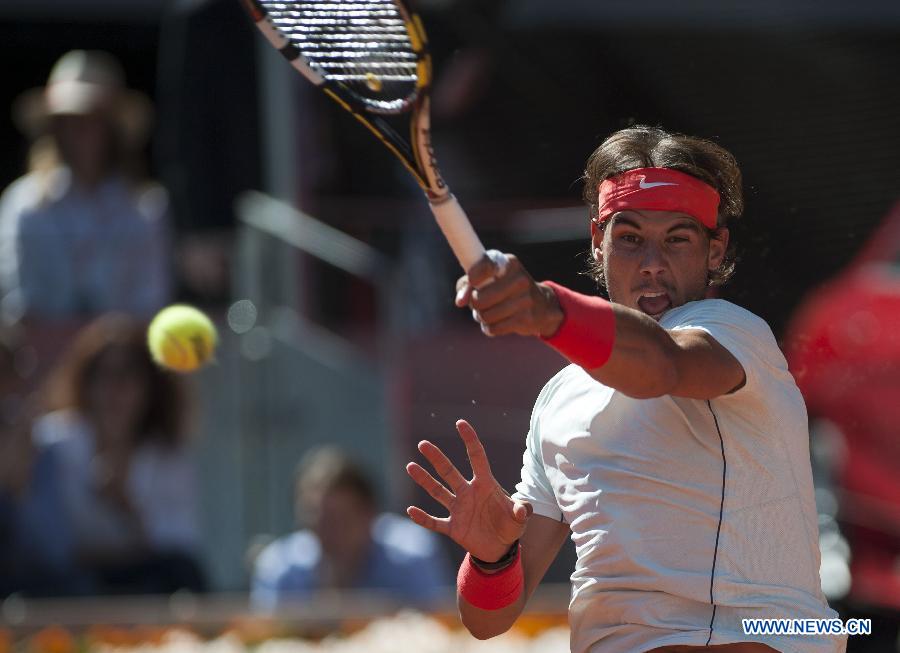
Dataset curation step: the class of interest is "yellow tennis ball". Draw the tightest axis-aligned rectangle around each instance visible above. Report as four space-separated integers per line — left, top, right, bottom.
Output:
147 305 218 373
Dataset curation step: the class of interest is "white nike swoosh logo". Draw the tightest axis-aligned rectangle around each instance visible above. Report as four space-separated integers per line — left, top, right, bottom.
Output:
639 179 678 189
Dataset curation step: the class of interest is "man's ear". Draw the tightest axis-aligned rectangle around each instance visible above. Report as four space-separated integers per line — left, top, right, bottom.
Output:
708 227 729 271
591 220 603 263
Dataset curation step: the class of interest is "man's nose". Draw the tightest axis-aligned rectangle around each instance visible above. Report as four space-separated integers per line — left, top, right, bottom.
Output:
640 242 667 276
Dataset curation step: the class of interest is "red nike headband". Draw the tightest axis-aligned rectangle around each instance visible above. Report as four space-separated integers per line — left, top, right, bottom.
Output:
597 167 720 229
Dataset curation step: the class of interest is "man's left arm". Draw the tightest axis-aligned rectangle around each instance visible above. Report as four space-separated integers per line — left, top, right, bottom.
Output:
596 315 745 399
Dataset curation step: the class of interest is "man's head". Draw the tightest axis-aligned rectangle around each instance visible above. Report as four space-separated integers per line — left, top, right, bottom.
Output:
294 447 377 577
13 50 153 187
583 126 744 318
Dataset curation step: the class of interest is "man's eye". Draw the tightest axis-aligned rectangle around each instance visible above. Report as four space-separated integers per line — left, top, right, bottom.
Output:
667 236 690 244
621 234 640 243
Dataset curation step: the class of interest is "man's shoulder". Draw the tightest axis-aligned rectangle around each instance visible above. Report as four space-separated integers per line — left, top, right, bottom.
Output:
536 364 604 408
1 173 45 222
663 297 761 323
255 530 321 576
1 170 70 217
134 182 169 213
32 410 90 450
528 365 615 441
2 172 42 202
662 299 775 342
664 299 792 393
372 513 443 562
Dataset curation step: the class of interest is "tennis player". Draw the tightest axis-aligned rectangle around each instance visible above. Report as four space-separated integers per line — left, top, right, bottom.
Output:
406 126 846 652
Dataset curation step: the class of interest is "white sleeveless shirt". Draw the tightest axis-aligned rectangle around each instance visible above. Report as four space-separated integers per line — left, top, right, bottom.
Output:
513 299 845 653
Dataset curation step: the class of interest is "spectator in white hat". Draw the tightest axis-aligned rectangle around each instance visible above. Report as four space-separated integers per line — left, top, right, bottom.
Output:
0 50 172 323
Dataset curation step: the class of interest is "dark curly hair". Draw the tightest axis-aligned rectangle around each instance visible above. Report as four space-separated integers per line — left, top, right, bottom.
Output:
583 125 743 288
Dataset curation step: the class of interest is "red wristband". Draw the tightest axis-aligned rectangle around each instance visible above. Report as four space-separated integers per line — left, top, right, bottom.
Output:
457 545 523 610
541 281 616 369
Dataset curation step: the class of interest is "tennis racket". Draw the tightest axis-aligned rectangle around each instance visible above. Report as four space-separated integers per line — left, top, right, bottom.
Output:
240 0 486 271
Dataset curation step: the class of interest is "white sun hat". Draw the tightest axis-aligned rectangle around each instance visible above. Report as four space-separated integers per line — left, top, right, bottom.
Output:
12 49 153 148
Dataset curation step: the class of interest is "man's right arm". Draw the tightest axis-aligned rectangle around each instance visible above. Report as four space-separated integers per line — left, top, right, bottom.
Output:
458 514 570 639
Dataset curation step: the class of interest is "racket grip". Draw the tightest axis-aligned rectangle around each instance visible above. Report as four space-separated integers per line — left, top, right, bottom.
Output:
429 195 486 271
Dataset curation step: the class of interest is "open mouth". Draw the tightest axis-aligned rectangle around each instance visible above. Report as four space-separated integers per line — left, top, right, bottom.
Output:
637 291 672 319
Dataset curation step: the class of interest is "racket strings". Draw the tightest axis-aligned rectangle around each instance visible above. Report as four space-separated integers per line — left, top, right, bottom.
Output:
259 0 420 106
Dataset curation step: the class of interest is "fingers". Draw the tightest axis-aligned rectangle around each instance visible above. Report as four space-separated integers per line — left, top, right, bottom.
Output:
470 259 528 311
479 312 536 337
417 440 467 492
512 499 533 524
475 294 532 330
465 257 543 337
455 251 512 307
456 252 526 312
406 505 450 536
474 288 545 337
456 419 492 480
485 250 510 278
406 462 455 509
455 276 472 307
466 251 507 289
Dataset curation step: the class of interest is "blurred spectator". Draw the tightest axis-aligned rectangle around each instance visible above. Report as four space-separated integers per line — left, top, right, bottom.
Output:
252 446 451 610
0 329 89 596
31 313 205 594
0 50 171 323
785 201 900 651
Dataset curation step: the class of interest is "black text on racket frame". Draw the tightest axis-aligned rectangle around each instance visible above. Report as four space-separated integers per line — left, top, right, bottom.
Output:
240 0 487 271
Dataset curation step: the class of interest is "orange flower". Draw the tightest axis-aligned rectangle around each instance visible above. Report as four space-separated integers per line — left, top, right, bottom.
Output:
85 626 138 648
29 626 75 653
132 627 170 646
223 617 280 645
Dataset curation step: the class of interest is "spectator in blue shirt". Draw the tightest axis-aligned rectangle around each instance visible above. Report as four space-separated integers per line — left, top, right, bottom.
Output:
252 446 452 610
0 329 88 596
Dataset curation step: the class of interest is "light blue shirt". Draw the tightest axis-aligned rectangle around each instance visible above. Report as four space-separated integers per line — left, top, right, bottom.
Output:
251 513 452 610
0 167 171 320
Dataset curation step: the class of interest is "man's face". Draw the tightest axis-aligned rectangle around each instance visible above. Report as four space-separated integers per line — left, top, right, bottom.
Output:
52 112 115 183
593 209 728 320
305 487 374 566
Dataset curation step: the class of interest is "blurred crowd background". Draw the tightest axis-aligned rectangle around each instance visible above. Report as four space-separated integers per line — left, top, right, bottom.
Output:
0 1 898 652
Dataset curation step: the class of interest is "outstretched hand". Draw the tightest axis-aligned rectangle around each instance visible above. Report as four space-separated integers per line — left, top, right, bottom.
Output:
455 253 563 338
406 419 532 563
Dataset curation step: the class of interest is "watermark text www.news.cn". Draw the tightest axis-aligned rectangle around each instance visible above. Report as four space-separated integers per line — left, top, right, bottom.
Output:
742 618 871 637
